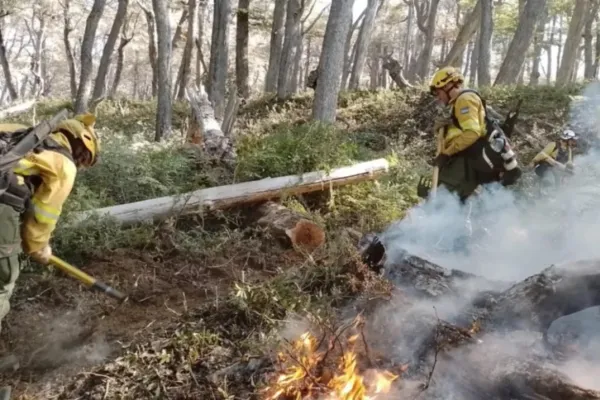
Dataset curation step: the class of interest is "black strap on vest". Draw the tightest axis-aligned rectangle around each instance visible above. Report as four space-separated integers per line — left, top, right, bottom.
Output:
450 89 488 131
0 138 74 213
554 141 569 163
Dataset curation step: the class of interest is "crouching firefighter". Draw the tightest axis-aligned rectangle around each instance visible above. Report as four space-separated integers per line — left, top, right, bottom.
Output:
531 129 577 188
424 66 522 202
0 114 100 396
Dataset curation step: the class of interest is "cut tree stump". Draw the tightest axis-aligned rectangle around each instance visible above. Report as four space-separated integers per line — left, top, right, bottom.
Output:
70 158 390 227
381 56 413 89
185 85 236 164
255 201 325 251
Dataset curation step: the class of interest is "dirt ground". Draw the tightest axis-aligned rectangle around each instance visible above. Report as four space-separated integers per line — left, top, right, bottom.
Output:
0 243 274 399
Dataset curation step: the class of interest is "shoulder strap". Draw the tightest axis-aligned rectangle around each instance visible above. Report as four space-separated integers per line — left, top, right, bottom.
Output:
451 89 488 131
0 109 69 173
39 136 74 163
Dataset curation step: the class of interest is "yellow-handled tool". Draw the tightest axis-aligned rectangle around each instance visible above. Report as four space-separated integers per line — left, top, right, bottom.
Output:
48 255 127 302
430 127 445 197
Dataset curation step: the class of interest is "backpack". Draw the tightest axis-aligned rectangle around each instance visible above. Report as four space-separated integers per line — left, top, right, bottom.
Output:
0 109 70 213
449 90 521 183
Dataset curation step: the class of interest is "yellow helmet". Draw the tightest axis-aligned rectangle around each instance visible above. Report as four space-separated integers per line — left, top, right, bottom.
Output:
429 66 464 94
55 113 100 166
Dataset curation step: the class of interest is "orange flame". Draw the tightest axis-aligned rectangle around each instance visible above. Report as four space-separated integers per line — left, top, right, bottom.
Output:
264 330 399 400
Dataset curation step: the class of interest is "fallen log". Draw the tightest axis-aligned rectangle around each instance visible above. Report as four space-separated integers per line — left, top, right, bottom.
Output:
0 99 36 119
479 259 600 333
70 158 390 227
254 201 325 251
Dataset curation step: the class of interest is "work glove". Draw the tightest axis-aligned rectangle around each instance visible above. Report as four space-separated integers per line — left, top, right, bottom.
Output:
30 245 52 265
417 175 432 199
361 235 386 273
429 153 450 168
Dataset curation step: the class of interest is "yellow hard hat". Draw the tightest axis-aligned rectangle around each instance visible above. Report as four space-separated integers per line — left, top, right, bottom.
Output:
429 66 464 94
55 113 100 166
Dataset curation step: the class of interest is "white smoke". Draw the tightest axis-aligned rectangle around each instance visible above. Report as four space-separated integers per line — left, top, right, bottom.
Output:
369 82 600 395
382 82 600 283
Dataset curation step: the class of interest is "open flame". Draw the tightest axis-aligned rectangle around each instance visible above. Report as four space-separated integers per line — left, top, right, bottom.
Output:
264 320 400 400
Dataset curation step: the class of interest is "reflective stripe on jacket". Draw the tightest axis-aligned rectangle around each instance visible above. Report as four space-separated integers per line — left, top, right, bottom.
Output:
13 132 76 254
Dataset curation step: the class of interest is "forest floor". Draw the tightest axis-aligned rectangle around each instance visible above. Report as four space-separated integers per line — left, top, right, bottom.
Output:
0 84 595 399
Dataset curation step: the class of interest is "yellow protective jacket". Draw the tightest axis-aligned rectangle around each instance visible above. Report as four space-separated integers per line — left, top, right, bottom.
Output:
531 141 569 166
0 123 77 254
441 90 487 156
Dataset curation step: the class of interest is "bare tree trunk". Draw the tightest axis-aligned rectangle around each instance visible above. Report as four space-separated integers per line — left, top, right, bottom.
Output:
132 51 138 98
139 4 158 96
469 33 479 84
0 25 18 101
26 10 47 97
493 0 546 85
61 0 78 99
196 0 207 85
379 45 388 88
110 14 136 98
530 8 548 85
463 40 472 76
348 0 379 89
91 0 129 106
546 14 556 83
152 0 172 141
171 9 190 52
556 14 563 81
312 0 354 123
277 0 301 100
556 0 588 85
74 0 107 114
41 36 51 96
304 34 312 87
341 10 365 90
291 34 303 93
208 0 231 120
403 1 413 67
265 0 287 92
414 0 441 81
594 18 600 78
176 0 197 99
236 0 250 98
477 0 492 86
442 0 481 67
584 1 600 79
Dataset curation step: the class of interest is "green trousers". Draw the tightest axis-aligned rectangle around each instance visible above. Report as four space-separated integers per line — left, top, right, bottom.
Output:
437 156 480 201
0 204 21 335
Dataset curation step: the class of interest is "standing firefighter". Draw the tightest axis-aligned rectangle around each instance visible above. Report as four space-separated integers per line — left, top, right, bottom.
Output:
531 129 577 189
0 114 99 394
425 66 522 201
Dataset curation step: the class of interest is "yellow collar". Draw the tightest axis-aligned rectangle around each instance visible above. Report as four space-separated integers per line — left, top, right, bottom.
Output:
49 131 73 152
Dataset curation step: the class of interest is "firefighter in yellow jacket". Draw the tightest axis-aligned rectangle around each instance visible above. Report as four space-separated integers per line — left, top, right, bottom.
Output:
0 114 99 376
427 66 521 201
531 129 577 187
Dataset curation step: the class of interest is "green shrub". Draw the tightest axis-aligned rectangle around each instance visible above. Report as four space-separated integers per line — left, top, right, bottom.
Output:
52 216 155 263
323 158 421 232
67 134 215 209
235 122 361 181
